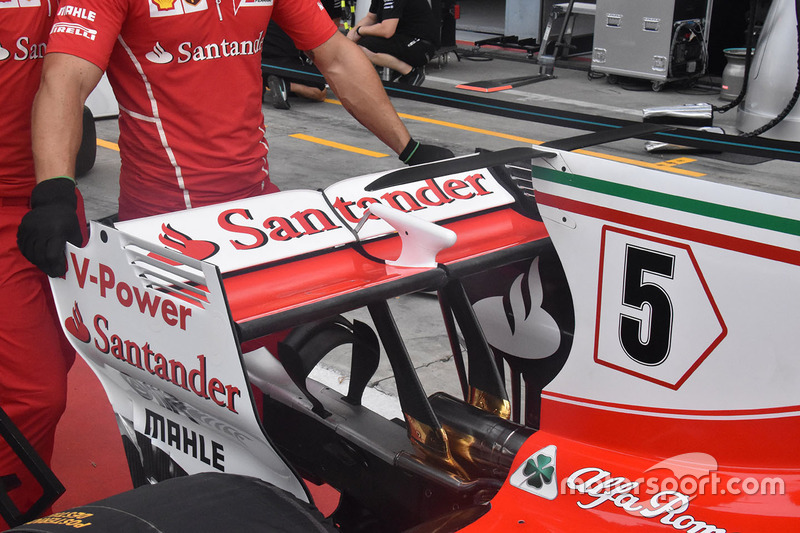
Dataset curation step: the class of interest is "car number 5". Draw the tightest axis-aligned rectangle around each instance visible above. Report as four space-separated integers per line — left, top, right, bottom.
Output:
619 245 675 366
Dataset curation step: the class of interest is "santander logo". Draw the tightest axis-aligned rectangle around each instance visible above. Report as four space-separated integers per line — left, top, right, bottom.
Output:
158 223 219 261
145 42 173 64
64 302 91 343
472 257 561 359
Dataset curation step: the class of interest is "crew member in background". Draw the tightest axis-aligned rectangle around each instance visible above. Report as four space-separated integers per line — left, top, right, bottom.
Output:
262 0 341 109
348 0 439 86
0 5 85 527
18 0 453 276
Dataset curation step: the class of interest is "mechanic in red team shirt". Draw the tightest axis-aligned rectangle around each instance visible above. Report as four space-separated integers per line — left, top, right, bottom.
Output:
0 2 86 527
18 0 452 275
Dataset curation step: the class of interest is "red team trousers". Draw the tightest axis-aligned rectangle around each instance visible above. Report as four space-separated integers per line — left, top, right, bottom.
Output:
0 199 84 528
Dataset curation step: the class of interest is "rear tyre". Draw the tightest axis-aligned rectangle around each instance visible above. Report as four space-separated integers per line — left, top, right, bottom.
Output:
75 106 96 178
9 473 338 532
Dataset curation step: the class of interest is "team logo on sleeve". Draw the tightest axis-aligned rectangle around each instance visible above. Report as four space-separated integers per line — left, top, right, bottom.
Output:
0 0 42 8
149 0 207 17
51 22 97 40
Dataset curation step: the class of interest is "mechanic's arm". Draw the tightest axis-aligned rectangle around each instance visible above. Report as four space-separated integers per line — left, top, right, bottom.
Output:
348 13 399 41
346 12 379 41
18 53 103 277
309 31 411 154
309 32 453 164
32 53 104 183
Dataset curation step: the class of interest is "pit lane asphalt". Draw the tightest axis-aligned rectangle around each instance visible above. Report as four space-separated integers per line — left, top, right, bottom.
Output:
80 49 800 418
84 49 800 223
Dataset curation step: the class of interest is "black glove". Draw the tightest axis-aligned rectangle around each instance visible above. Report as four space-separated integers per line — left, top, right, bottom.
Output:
17 177 83 277
399 138 454 165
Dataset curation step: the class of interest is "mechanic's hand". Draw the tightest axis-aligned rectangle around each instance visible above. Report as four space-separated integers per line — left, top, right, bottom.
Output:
399 139 454 165
17 177 83 278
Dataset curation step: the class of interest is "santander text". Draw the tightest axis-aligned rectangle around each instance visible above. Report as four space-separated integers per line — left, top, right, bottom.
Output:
217 175 493 250
93 316 241 413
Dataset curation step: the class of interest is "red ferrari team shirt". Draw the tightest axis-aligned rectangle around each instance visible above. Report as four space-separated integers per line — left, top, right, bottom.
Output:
0 0 54 199
46 0 337 217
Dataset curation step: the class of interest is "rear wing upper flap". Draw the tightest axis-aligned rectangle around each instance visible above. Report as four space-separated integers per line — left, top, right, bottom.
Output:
116 148 551 277
108 153 555 337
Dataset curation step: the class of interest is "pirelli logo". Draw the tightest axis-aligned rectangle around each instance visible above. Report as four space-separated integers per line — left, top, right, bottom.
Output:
51 22 97 40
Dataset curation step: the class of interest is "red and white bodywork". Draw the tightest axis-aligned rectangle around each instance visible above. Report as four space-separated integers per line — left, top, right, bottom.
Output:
465 150 800 531
48 149 799 531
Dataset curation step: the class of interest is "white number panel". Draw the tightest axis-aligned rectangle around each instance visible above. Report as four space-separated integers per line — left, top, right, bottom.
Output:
594 227 726 389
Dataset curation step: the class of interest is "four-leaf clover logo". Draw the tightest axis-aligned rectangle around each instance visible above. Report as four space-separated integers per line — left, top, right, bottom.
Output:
524 453 555 488
509 445 558 500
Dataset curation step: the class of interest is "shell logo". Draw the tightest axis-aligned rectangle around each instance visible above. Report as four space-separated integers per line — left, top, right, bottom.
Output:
151 0 176 11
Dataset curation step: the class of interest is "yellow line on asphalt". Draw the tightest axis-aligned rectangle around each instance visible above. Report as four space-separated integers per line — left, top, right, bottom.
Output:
289 133 389 158
652 156 697 167
574 150 704 177
324 98 705 177
398 112 705 177
397 112 539 144
97 138 119 151
98 102 705 176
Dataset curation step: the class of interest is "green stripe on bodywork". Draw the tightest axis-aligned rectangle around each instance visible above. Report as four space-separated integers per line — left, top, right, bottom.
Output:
532 166 800 237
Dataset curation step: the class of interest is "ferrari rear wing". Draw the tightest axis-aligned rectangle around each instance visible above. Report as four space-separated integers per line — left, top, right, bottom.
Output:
116 148 553 341
49 150 553 498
